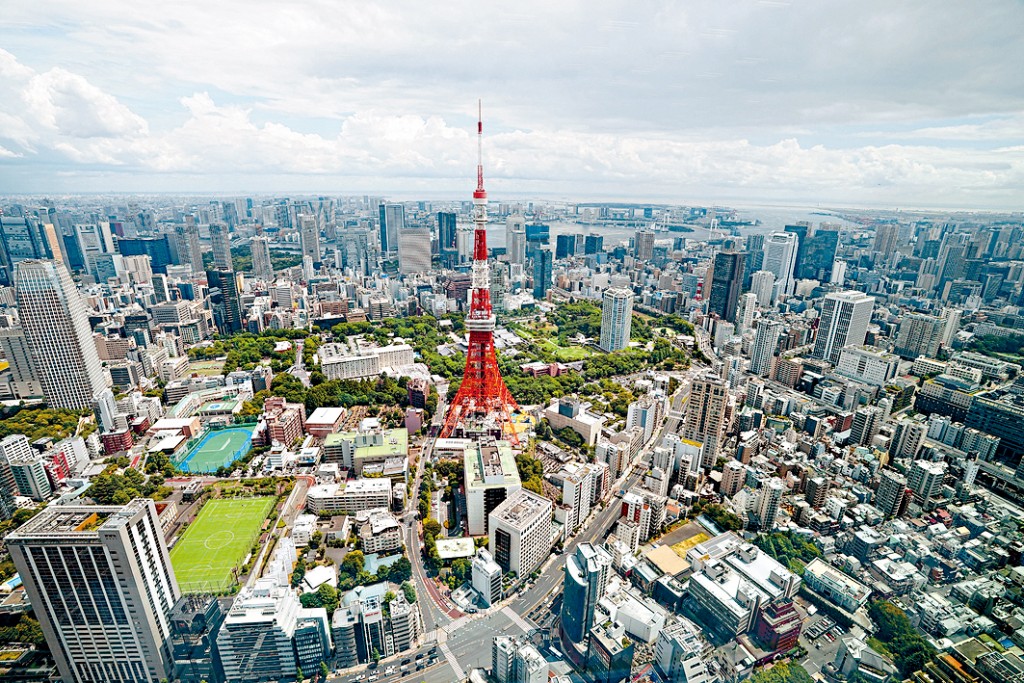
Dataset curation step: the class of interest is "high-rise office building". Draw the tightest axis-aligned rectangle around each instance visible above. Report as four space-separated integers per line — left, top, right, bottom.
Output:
763 232 799 297
492 636 548 683
488 489 552 579
707 251 746 322
749 319 783 377
398 225 432 274
894 313 944 360
532 249 552 299
0 434 32 495
250 235 274 280
0 326 42 399
681 373 729 468
506 215 527 266
168 595 225 683
465 442 522 536
472 548 503 608
378 203 404 255
117 236 173 274
805 476 829 509
811 290 875 365
560 543 613 646
796 227 840 281
584 234 604 255
438 211 458 254
875 469 908 518
9 451 51 501
8 500 180 683
599 287 634 352
207 268 243 334
635 229 655 261
174 216 204 274
0 212 49 286
750 270 776 308
298 214 321 268
209 222 232 270
15 260 109 410
743 233 765 287
873 223 899 254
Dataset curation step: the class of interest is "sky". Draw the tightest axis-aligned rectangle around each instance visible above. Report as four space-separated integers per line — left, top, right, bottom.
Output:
0 1 1023 210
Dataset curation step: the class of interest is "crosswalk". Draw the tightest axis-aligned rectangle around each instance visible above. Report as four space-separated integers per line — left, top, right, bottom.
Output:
502 605 535 633
439 642 465 680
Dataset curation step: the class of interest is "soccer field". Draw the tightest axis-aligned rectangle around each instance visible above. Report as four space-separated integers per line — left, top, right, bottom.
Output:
170 497 275 593
180 426 254 473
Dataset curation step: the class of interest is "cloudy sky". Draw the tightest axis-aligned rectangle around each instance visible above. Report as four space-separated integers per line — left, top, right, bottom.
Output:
1 1 1023 209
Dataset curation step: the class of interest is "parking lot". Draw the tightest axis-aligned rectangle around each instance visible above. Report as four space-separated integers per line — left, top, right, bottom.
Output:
799 615 848 677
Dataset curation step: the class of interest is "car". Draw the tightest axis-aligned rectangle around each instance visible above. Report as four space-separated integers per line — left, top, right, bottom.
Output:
416 654 424 660
401 659 410 665
416 664 423 671
368 677 378 682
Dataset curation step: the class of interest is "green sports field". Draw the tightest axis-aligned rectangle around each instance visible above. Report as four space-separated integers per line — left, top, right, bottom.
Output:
179 426 254 473
170 497 275 593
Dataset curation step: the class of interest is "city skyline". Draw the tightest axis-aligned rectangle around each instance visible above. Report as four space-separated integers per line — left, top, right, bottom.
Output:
0 2 1022 209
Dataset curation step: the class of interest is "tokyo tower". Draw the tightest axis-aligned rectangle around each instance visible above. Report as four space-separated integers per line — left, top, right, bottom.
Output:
440 102 520 445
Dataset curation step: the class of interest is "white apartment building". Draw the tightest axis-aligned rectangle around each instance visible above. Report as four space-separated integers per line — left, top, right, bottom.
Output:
465 441 522 536
306 478 392 514
835 346 900 387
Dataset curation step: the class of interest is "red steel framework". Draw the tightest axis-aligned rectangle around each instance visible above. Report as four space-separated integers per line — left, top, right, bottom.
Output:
440 102 520 445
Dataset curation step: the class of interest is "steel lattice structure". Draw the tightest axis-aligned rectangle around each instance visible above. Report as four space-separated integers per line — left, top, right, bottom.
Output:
440 103 520 445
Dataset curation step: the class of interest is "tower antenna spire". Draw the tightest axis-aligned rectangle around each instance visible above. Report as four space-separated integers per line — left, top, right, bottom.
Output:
476 99 485 195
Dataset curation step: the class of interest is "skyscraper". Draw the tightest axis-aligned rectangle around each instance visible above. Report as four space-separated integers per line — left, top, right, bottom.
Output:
763 232 799 296
15 260 109 410
556 234 577 259
737 292 757 333
635 229 655 261
811 290 875 364
797 227 840 281
906 459 946 502
750 270 775 307
599 287 634 352
8 499 180 683
893 313 944 359
749 319 783 377
250 235 274 280
298 214 321 268
707 250 746 322
682 373 729 468
207 268 243 334
560 543 613 647
398 224 432 274
0 326 42 399
0 212 49 286
209 222 232 270
174 216 203 275
378 203 404 255
506 215 526 265
438 211 458 255
532 249 552 299
584 234 604 255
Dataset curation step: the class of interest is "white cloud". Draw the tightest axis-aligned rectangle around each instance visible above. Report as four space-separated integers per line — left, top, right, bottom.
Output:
0 3 1023 208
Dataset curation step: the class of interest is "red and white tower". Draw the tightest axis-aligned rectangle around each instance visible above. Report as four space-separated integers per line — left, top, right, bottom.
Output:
440 102 520 444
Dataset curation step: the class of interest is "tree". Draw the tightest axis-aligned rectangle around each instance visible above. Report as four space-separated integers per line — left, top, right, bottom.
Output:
340 550 364 576
402 581 417 603
389 556 413 583
295 665 303 683
423 519 443 538
320 662 330 680
451 558 472 585
372 648 381 664
316 583 339 616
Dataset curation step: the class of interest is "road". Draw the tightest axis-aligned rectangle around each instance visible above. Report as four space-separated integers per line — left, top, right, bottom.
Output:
247 474 313 588
291 339 311 387
511 372 694 621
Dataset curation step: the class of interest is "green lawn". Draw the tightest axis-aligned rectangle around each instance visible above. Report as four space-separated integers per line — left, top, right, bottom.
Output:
538 339 592 361
190 359 226 376
170 497 275 593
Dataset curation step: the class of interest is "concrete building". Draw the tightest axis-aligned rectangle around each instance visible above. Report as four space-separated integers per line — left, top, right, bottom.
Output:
835 346 899 387
750 270 775 307
907 459 947 502
398 225 432 274
875 469 908 518
465 441 521 536
681 373 729 468
492 636 547 683
472 548 503 608
750 319 783 377
811 290 875 365
319 343 415 381
7 500 180 683
217 578 331 682
488 489 552 579
378 204 404 255
801 558 871 613
15 260 109 410
354 508 402 555
305 479 392 515
209 222 232 270
298 214 321 268
755 477 785 530
894 313 945 360
654 618 713 683
600 287 634 352
0 326 42 399
544 398 606 447
586 620 634 683
250 235 274 280
8 451 51 501
721 460 746 498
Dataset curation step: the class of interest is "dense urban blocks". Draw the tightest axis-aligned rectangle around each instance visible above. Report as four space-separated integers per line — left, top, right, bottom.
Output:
170 496 275 593
178 425 254 473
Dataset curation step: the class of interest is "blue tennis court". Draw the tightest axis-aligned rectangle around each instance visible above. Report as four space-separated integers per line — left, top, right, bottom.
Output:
179 426 254 473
